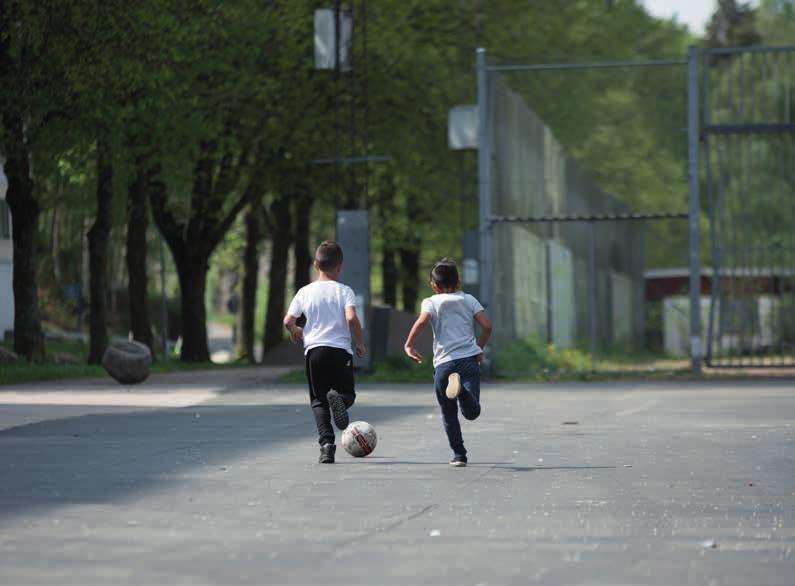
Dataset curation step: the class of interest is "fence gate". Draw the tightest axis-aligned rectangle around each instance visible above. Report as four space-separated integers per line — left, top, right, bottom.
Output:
703 46 795 367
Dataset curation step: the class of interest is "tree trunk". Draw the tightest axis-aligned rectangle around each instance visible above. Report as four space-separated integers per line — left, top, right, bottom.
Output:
126 160 154 354
239 203 261 363
88 140 113 363
2 113 44 361
175 256 211 362
382 247 398 306
399 248 420 312
377 172 398 306
262 196 291 353
399 190 423 312
50 188 62 289
292 194 312 291
148 140 261 362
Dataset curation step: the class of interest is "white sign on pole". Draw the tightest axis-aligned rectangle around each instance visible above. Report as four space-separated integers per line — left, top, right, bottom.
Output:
448 105 479 150
314 9 352 71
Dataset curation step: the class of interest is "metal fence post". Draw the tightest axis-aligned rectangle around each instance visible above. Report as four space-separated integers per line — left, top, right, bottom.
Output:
588 220 597 372
687 45 703 375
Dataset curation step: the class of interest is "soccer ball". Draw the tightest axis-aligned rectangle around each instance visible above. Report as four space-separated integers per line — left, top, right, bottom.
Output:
342 421 377 457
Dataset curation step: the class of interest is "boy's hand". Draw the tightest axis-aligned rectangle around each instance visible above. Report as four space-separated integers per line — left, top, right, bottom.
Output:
476 352 484 364
289 326 304 344
355 342 366 357
404 345 423 364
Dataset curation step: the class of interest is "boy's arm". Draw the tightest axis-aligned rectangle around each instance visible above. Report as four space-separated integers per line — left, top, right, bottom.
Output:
474 310 493 358
283 314 303 344
404 312 431 363
345 306 366 357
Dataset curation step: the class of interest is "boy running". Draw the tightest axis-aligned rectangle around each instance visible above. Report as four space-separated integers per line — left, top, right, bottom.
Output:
404 258 493 467
283 241 366 464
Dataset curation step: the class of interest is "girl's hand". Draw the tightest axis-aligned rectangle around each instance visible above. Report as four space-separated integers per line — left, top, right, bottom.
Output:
404 345 423 364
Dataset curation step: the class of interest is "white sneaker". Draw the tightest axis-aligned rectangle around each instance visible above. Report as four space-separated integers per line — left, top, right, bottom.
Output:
445 372 461 400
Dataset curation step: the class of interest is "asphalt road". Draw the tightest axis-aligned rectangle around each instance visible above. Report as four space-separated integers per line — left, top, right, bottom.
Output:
0 371 793 585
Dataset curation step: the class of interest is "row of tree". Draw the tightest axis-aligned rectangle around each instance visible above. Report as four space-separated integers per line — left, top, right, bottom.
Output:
1 0 791 363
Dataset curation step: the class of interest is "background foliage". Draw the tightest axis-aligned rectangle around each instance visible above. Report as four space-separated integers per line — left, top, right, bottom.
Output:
1 0 792 365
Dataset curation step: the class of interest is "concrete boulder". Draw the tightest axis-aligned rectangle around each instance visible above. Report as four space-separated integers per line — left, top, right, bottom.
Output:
0 347 18 365
101 341 152 385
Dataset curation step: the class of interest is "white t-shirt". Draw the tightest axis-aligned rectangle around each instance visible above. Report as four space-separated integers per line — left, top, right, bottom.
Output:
420 291 485 367
287 280 357 355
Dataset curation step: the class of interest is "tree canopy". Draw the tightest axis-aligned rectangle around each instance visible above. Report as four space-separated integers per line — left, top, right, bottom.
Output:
1 0 792 362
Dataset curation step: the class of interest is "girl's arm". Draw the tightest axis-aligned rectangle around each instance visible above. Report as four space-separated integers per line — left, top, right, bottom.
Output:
474 310 493 351
404 312 431 363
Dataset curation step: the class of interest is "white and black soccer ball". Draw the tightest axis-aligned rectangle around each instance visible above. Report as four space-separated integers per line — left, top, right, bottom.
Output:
341 421 377 457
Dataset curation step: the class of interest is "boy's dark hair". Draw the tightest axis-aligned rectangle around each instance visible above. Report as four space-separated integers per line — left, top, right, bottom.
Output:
430 257 460 290
315 240 344 271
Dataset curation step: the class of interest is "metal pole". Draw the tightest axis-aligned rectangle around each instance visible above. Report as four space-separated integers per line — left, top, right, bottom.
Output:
588 220 597 372
159 234 168 362
687 45 703 375
489 58 687 73
477 47 491 313
545 227 553 345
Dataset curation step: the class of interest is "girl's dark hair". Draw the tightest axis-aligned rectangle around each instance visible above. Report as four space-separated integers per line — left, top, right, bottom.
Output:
430 257 460 290
315 240 344 271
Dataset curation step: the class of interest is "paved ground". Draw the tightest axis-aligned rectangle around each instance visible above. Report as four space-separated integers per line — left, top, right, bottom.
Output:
0 371 793 585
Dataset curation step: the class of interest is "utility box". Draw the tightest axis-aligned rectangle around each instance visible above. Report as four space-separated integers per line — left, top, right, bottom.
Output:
336 210 371 368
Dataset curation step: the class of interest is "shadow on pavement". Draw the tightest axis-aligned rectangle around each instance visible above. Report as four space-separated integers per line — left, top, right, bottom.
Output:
0 402 426 521
355 460 618 472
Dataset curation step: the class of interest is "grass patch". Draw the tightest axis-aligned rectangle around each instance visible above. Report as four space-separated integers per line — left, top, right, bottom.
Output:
0 359 254 387
0 336 256 386
0 363 107 386
2 338 90 361
495 337 591 375
493 336 691 381
358 355 434 383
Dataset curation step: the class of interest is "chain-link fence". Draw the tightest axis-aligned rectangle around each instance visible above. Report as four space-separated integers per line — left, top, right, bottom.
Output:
487 71 648 369
476 45 795 376
477 51 696 376
703 46 795 367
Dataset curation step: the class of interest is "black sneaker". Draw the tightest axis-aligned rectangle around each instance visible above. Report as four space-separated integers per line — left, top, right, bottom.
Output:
327 390 349 430
319 443 336 464
449 453 468 467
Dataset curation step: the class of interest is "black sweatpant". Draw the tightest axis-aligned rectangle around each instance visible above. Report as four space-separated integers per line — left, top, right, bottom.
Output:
305 346 356 445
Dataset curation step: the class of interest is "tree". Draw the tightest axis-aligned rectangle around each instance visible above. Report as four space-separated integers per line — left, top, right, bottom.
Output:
126 158 159 354
87 139 114 363
706 0 762 48
757 0 795 43
238 202 262 363
262 193 291 353
150 140 257 361
0 0 74 360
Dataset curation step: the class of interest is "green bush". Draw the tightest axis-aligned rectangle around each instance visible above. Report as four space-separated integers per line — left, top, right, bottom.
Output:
495 336 590 376
359 354 434 383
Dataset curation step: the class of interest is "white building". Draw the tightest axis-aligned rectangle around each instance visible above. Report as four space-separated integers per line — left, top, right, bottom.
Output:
0 161 13 337
646 268 792 357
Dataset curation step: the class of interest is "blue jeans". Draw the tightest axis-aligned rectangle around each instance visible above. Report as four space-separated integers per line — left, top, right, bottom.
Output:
434 355 481 456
